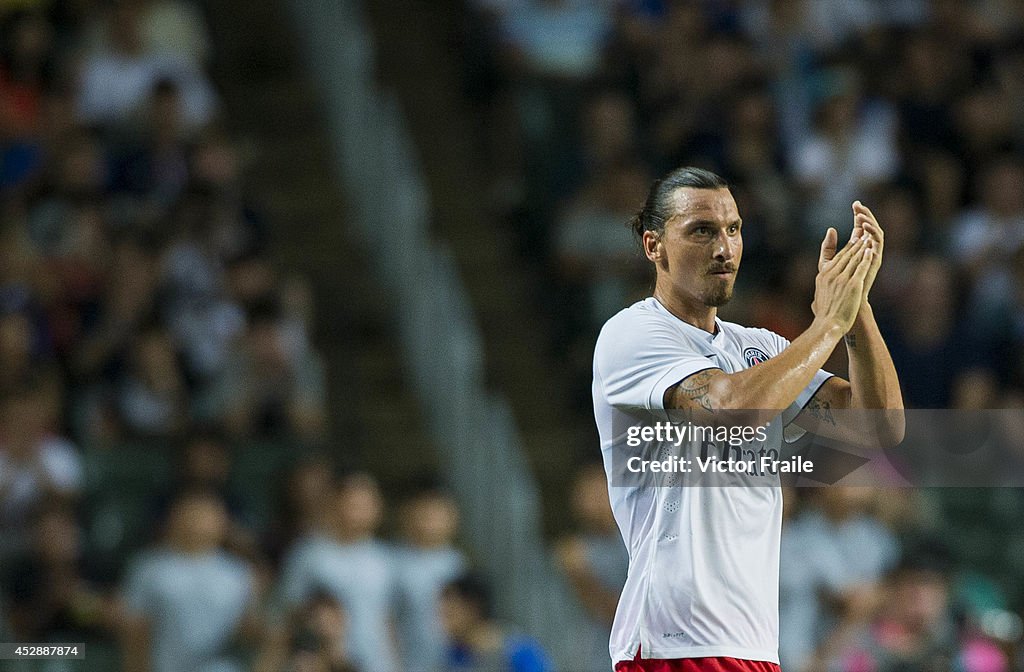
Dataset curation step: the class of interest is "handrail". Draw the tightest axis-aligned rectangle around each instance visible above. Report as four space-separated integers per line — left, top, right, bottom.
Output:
285 0 596 668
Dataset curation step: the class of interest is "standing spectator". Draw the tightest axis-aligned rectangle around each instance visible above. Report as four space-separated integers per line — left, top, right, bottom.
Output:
394 487 467 672
119 488 261 672
553 463 627 672
440 573 553 672
278 472 399 672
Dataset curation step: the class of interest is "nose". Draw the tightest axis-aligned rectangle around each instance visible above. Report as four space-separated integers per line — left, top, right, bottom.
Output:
713 230 736 262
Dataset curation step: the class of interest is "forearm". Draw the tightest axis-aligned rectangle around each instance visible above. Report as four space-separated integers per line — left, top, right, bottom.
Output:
846 303 903 410
670 318 845 424
707 317 844 413
846 303 905 444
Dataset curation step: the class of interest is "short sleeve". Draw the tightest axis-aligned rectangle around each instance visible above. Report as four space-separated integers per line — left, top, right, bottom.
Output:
277 541 313 608
594 310 717 414
122 555 157 617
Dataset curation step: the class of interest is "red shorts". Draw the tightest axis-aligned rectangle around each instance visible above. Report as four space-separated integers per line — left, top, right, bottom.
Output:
614 653 780 672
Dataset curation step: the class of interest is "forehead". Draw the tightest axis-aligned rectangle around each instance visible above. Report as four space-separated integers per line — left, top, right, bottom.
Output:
666 187 739 223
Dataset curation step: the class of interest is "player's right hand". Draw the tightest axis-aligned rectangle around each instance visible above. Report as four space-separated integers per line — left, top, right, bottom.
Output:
811 228 874 333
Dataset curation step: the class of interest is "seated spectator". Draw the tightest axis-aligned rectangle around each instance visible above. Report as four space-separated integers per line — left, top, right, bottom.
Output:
255 589 359 672
1 503 118 642
949 157 1024 315
881 257 999 408
278 472 399 671
779 488 900 672
148 429 259 555
440 573 553 672
554 158 650 333
0 381 82 564
114 324 188 438
75 0 216 131
553 463 627 672
119 488 261 672
0 9 54 190
200 298 327 441
107 78 191 207
394 486 468 672
832 544 1008 672
790 68 900 236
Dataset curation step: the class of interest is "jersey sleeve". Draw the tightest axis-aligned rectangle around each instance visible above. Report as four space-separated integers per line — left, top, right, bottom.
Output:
594 311 717 415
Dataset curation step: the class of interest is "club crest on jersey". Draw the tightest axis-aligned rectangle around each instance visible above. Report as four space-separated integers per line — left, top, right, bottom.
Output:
743 347 770 367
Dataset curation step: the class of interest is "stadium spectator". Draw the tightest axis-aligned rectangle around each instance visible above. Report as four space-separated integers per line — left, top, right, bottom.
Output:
147 429 259 556
264 453 337 565
0 381 82 563
75 0 216 130
199 298 327 440
278 472 399 671
790 68 900 236
394 486 468 672
780 488 900 671
0 8 54 190
832 544 1009 672
1 503 117 642
553 463 628 672
119 488 261 672
950 157 1024 315
882 257 999 408
255 589 359 672
440 573 553 672
114 324 188 438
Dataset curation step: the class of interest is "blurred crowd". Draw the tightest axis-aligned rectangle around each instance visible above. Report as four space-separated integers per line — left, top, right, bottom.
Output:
5 1 1024 671
461 0 1024 411
0 1 554 671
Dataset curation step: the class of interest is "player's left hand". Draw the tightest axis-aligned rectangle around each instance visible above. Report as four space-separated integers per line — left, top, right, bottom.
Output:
850 201 883 301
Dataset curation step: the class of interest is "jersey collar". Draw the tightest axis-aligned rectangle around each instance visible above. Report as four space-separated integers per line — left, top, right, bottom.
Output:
649 297 726 350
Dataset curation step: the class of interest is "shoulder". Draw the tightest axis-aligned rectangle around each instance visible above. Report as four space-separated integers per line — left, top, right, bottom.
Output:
718 321 789 358
596 299 671 343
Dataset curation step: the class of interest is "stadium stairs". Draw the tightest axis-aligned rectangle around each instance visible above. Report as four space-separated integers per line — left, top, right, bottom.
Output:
201 0 440 490
361 1 597 535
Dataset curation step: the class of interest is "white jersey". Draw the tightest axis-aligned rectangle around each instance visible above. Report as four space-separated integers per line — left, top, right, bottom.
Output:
593 297 832 667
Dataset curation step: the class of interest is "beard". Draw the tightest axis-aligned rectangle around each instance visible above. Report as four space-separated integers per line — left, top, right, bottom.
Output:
702 279 735 307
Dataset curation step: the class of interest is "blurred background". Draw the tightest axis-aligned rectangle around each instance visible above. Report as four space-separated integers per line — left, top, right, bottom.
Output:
2 0 1024 671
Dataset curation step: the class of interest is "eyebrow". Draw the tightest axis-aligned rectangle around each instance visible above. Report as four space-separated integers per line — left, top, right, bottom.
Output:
681 218 742 229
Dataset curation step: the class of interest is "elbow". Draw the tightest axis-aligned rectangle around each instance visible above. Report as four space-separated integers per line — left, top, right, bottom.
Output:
874 408 905 448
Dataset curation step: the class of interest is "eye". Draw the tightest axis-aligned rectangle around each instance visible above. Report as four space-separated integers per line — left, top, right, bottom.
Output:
694 226 712 236
728 223 740 234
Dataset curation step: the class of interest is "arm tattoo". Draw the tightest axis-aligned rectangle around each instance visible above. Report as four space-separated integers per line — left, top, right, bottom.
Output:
677 370 717 413
845 333 857 349
805 394 837 426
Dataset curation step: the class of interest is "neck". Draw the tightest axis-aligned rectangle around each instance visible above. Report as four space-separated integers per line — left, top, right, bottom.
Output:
653 282 717 334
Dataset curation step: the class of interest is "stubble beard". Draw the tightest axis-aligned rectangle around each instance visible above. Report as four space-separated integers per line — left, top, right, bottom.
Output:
703 279 735 307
